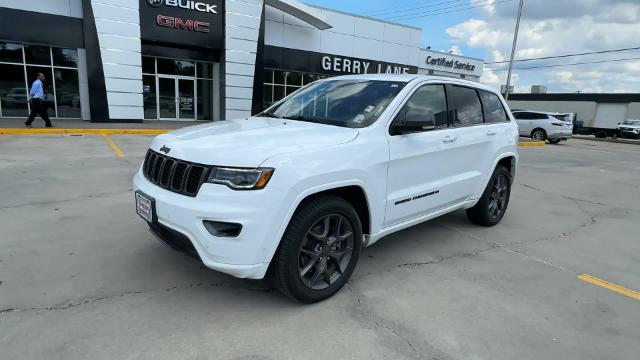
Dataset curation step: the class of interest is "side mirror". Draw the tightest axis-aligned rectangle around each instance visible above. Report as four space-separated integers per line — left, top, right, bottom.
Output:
391 108 436 135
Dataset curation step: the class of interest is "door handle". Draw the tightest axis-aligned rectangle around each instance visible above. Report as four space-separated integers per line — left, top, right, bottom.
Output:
486 130 497 136
442 135 457 143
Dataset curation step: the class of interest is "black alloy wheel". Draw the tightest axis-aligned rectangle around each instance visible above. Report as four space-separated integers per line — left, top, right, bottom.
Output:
487 174 509 220
298 214 355 290
466 165 512 227
270 195 362 303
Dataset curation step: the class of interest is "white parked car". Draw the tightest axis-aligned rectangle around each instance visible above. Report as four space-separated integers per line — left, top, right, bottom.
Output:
617 119 640 139
134 75 519 303
512 110 574 144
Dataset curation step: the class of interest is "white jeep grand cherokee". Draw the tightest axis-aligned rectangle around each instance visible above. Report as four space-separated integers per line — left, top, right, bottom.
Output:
134 75 519 303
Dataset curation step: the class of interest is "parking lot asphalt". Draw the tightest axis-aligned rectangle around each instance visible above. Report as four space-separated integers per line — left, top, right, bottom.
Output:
1 135 639 360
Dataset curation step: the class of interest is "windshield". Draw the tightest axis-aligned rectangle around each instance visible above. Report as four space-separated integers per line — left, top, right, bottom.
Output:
623 120 640 125
260 80 406 128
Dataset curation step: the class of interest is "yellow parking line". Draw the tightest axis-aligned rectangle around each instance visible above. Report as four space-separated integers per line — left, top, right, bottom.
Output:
101 134 125 158
0 128 170 135
518 141 545 147
577 273 640 301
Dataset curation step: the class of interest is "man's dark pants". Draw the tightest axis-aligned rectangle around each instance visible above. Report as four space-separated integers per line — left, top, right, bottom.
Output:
26 99 52 127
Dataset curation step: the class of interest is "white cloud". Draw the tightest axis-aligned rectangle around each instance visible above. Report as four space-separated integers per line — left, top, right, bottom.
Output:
446 0 640 92
448 45 463 55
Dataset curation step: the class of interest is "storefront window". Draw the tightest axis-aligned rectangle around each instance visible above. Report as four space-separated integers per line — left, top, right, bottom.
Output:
24 45 51 65
0 41 81 119
54 68 81 118
143 75 157 120
197 62 213 79
263 69 329 109
142 56 216 121
197 79 214 120
157 58 195 76
142 56 155 74
52 48 78 67
0 42 23 63
0 64 28 117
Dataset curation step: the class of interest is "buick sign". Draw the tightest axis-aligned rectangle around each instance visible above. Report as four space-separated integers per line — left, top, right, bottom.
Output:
147 0 218 14
140 0 223 49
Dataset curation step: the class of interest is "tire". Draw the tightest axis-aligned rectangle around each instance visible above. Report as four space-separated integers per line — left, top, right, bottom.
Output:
466 165 512 227
270 195 362 303
531 128 547 141
548 139 561 144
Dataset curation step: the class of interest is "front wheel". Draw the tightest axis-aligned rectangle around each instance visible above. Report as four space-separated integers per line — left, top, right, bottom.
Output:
270 195 362 303
467 165 512 226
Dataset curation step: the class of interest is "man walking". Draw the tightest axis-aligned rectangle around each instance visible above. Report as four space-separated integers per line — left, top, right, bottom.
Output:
25 73 53 128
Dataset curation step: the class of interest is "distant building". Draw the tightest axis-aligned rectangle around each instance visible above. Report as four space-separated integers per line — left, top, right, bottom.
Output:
531 85 547 94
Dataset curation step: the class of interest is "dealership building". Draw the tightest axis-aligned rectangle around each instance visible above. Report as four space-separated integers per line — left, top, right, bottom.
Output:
0 0 484 123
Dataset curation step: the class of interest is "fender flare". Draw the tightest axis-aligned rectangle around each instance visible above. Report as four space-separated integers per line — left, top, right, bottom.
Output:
260 179 371 265
471 152 518 205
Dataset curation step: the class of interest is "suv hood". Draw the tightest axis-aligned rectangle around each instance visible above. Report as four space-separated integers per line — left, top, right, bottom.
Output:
149 117 359 167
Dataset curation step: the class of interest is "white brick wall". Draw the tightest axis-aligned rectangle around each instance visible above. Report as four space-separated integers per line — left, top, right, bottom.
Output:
224 0 264 120
91 0 143 120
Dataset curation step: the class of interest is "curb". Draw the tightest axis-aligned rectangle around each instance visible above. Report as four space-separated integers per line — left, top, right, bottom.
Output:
0 128 171 135
572 135 640 145
518 141 545 147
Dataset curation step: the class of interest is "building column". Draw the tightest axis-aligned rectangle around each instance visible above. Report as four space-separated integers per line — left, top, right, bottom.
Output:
84 0 144 122
224 0 265 120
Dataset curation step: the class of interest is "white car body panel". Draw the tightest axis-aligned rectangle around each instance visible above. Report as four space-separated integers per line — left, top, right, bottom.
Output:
134 75 519 279
513 111 573 140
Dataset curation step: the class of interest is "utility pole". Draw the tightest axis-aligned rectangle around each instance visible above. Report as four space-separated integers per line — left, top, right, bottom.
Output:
505 0 524 100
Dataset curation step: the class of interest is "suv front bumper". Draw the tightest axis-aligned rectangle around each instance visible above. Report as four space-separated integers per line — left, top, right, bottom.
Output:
133 170 295 279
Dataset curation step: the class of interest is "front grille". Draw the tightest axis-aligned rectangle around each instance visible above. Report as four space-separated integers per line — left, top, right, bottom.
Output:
143 150 211 197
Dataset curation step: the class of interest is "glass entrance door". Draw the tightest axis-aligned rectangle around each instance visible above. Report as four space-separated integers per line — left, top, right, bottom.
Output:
177 79 195 120
157 76 196 120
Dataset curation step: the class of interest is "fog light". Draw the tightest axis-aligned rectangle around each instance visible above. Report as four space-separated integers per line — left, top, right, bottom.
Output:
203 220 242 238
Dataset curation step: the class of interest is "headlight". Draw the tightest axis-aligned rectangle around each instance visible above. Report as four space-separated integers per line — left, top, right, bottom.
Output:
207 167 274 190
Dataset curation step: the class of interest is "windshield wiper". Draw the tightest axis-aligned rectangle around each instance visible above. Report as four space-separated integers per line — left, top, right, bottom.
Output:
281 115 306 121
258 112 282 119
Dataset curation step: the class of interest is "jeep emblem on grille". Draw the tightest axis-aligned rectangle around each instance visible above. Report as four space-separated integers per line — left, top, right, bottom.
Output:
159 146 171 154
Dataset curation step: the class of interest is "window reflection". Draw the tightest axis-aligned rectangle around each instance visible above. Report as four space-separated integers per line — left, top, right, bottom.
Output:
0 41 81 118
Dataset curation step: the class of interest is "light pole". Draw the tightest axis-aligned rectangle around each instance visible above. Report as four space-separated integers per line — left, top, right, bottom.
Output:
505 0 524 100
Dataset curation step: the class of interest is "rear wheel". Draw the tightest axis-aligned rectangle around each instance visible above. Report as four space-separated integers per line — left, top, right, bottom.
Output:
467 166 511 227
531 128 547 141
270 195 362 303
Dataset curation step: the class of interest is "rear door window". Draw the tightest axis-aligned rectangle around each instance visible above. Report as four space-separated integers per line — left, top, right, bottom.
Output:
445 85 484 126
479 90 509 123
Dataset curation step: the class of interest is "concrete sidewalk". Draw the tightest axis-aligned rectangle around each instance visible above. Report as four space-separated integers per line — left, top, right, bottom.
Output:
0 117 196 130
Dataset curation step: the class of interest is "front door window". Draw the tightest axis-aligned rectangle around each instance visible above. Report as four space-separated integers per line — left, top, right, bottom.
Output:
158 77 176 119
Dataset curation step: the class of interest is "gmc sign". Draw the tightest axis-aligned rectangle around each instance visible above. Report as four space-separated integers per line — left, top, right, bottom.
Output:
157 15 210 33
140 0 223 49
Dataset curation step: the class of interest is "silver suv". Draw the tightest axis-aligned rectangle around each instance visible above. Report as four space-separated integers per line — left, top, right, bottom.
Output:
512 110 574 144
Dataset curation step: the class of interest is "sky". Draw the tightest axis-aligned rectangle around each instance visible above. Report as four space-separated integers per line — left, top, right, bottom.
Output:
303 0 640 93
